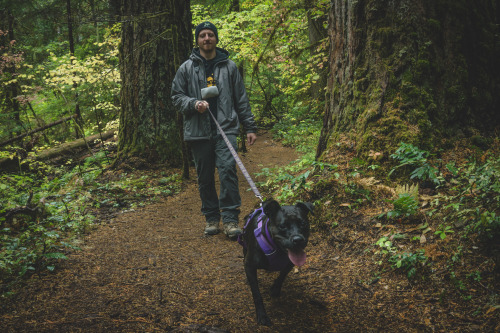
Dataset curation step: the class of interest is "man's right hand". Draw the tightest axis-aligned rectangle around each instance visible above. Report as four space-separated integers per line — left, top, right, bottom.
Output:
195 100 209 113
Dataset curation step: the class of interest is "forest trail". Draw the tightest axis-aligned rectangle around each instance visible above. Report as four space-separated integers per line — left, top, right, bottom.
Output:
0 132 334 332
1 132 498 332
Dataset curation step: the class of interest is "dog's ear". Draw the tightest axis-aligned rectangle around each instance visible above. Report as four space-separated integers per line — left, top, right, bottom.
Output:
296 202 314 215
263 199 281 218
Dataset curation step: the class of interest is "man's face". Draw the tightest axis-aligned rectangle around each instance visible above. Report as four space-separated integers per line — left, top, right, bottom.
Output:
197 29 217 52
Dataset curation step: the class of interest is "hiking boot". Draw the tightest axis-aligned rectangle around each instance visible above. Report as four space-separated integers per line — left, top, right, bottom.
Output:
204 221 220 235
223 222 242 239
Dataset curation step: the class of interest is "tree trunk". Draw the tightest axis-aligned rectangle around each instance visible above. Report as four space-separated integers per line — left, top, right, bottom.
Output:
66 0 83 139
114 0 192 167
230 0 247 153
0 9 23 137
305 0 328 103
317 0 500 158
66 0 75 57
89 0 99 43
230 0 240 12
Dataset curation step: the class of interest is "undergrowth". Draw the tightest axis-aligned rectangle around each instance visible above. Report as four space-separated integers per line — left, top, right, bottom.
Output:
257 130 499 295
0 146 182 296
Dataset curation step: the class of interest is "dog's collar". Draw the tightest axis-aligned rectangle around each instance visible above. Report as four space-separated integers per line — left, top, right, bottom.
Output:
239 207 290 271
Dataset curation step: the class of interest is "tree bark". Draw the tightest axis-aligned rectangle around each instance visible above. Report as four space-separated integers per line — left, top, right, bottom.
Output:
230 0 240 12
317 0 500 158
0 9 23 137
305 0 328 103
66 0 84 139
114 0 192 168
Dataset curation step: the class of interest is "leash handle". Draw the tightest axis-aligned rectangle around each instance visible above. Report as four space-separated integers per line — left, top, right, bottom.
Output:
207 107 263 202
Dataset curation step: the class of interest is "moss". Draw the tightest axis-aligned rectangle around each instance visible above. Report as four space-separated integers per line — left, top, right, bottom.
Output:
321 0 499 163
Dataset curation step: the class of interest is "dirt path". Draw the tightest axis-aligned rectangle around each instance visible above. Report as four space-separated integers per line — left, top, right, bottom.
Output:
0 132 331 332
2 132 498 332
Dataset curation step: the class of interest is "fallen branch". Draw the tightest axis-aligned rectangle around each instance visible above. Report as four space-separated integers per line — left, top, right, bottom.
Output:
0 114 78 147
34 129 115 160
0 130 116 172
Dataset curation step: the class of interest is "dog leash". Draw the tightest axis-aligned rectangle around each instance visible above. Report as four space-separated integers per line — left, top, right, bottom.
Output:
207 107 263 203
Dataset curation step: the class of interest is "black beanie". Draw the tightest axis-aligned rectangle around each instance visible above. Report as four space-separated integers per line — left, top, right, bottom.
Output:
195 21 218 43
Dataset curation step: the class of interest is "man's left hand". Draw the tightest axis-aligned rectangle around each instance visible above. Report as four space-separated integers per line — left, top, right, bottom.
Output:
247 133 257 145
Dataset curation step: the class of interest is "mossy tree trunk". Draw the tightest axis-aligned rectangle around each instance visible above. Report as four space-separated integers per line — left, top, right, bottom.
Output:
317 0 499 158
114 0 192 167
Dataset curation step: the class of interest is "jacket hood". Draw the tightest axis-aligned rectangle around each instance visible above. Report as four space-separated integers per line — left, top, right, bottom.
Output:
191 47 229 63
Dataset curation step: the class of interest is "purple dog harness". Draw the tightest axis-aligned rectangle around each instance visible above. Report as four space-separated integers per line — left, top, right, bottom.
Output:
238 207 290 271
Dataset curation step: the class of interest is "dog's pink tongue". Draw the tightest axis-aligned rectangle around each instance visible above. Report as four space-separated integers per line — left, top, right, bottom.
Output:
288 249 307 267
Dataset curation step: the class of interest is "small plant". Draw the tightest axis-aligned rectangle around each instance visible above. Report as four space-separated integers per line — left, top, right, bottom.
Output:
450 270 468 292
392 193 419 217
467 271 482 282
395 183 419 199
379 193 419 219
469 157 500 204
474 210 500 238
389 249 428 279
389 142 441 185
374 237 396 255
435 224 454 240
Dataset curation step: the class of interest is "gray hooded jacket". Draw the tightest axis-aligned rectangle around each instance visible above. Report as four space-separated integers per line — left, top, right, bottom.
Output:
171 47 257 141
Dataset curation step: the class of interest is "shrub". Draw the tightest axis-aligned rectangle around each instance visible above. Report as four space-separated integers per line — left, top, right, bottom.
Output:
389 142 441 185
388 249 428 279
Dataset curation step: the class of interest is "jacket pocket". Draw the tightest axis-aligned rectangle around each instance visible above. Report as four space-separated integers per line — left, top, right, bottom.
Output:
185 113 208 139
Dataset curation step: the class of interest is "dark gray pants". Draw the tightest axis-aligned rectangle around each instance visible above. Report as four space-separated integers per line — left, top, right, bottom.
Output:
190 134 241 224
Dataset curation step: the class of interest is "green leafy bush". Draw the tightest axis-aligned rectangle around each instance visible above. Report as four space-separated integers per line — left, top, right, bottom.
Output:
389 142 441 185
444 156 499 239
389 249 427 279
434 224 454 240
379 193 419 219
474 210 499 238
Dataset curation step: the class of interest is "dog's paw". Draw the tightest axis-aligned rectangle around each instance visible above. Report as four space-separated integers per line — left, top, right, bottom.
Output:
257 314 272 326
270 278 285 298
269 284 282 298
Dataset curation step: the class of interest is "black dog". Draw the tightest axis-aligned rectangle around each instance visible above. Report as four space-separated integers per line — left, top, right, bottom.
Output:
239 199 313 326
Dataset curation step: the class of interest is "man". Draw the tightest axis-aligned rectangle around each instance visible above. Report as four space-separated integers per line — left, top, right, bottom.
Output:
171 21 257 239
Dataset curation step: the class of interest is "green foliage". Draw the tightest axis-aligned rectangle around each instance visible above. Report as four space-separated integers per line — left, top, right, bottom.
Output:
343 182 371 209
388 249 427 279
1 25 120 142
433 156 500 239
389 142 441 185
373 234 427 279
378 193 419 220
272 118 322 153
0 223 75 286
0 148 182 292
391 193 419 218
256 163 312 202
375 236 395 255
466 157 500 205
255 148 337 203
434 224 454 240
193 1 329 132
474 210 499 238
